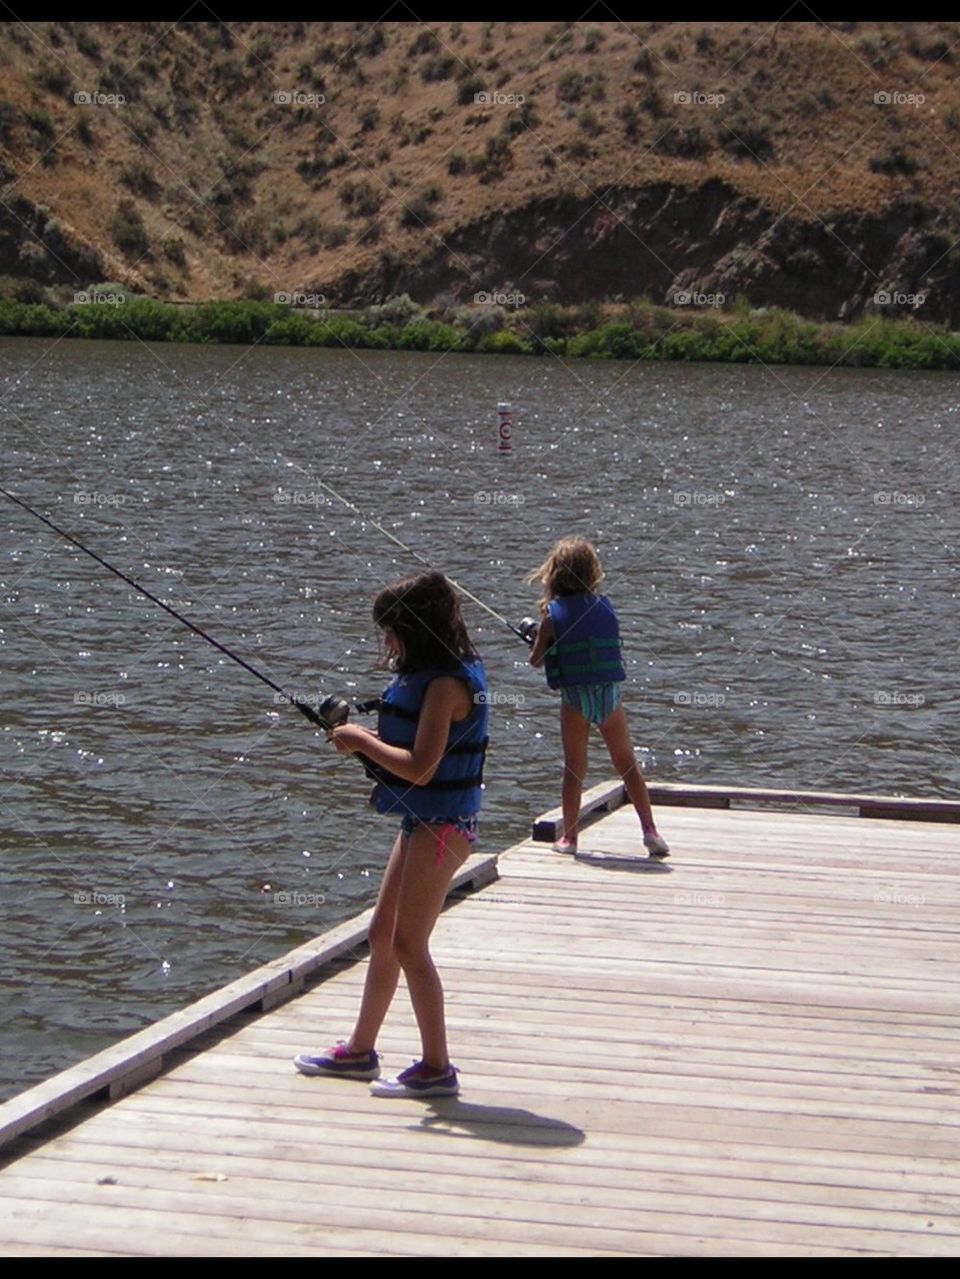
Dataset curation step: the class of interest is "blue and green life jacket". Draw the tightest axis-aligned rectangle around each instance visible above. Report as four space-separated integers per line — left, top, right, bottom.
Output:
369 658 488 818
544 594 626 689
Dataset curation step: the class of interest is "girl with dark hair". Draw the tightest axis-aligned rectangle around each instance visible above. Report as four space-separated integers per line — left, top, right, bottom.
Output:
294 571 487 1098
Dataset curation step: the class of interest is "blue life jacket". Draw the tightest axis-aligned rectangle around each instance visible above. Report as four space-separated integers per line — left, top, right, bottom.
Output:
544 594 626 689
369 658 488 818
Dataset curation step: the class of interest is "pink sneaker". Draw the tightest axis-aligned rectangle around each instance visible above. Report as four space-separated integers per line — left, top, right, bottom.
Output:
552 837 578 854
644 831 670 858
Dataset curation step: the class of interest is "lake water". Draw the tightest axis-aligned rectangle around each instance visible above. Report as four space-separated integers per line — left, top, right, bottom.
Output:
1 336 957 1101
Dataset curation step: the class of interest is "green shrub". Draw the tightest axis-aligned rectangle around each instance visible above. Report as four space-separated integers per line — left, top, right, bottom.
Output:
471 134 511 180
568 323 648 359
163 238 188 267
76 29 102 59
25 109 55 140
179 300 284 344
362 25 386 57
0 299 71 336
618 103 640 139
557 70 585 103
110 200 149 256
501 100 537 135
361 294 424 327
263 313 318 345
658 328 713 361
528 302 575 341
121 160 160 197
457 74 483 105
247 34 275 66
477 329 532 354
719 114 773 161
395 319 464 351
654 123 710 158
310 316 392 348
338 178 383 217
579 107 602 137
869 144 918 176
643 84 666 117
409 30 435 56
634 49 655 75
321 223 350 248
421 54 456 82
36 63 71 95
400 186 441 227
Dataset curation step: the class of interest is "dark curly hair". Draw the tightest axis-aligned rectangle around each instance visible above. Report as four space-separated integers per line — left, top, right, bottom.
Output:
373 570 479 673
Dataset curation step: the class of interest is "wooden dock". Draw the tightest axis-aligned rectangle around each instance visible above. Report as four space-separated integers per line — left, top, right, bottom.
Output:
1 784 959 1256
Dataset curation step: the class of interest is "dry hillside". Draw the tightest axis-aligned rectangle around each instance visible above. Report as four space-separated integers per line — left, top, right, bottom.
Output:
2 19 960 321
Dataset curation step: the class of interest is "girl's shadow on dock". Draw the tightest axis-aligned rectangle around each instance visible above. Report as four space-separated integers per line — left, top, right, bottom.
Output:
413 1100 584 1147
573 850 671 872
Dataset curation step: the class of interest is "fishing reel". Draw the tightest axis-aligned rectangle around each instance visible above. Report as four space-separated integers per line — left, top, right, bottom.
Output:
317 695 351 728
291 693 381 731
516 617 539 646
289 694 351 731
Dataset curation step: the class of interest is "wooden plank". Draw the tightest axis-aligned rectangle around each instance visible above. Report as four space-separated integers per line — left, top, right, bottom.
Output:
2 794 959 1257
27 1136 960 1210
34 1102 960 1183
0 850 498 1150
6 1157 957 1245
163 1024 960 1086
0 1175 952 1256
117 1062 960 1127
647 783 960 822
531 779 625 840
533 782 960 840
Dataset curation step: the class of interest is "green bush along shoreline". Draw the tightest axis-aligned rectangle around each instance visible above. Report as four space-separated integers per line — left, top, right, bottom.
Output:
0 293 956 370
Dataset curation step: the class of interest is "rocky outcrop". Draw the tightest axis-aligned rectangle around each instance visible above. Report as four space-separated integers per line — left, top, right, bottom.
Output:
0 195 104 292
323 179 960 325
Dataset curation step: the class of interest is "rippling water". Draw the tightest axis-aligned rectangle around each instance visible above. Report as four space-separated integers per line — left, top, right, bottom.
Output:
1 336 957 1101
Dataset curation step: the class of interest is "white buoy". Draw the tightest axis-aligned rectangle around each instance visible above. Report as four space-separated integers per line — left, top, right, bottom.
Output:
497 402 513 453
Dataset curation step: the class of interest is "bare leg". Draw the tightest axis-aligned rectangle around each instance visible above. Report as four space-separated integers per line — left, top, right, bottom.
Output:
391 824 471 1069
560 701 591 845
347 830 406 1053
598 705 658 834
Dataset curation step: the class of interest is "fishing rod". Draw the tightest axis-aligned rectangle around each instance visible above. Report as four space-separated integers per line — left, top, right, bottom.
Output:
3 432 539 727
0 482 360 732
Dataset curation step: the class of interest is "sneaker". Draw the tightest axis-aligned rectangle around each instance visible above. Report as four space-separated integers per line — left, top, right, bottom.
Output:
370 1060 460 1098
552 837 578 854
293 1042 380 1080
644 831 670 858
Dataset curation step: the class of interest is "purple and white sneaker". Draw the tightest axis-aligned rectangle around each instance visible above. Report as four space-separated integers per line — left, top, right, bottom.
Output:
294 1042 380 1080
644 831 670 858
370 1061 460 1098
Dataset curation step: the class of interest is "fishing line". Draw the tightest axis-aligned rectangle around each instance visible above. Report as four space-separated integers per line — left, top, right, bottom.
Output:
0 482 356 731
1 427 537 729
240 442 536 644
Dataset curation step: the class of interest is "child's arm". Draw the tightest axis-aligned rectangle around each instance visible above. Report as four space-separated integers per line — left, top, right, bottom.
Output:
326 677 470 785
528 613 555 669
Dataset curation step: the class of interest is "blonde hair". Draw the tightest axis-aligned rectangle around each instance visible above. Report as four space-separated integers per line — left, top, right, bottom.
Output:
526 537 604 606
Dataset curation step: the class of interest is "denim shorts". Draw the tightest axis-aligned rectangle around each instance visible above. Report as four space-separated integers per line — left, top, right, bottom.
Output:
560 682 622 727
400 815 479 866
400 814 479 842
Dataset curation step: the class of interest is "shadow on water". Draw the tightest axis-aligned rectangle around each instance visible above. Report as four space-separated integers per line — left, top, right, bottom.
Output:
411 1099 585 1147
